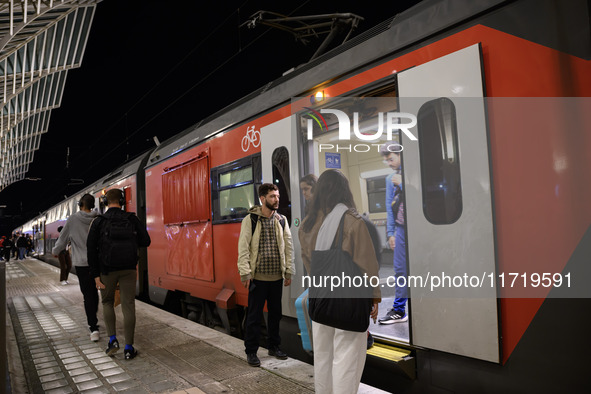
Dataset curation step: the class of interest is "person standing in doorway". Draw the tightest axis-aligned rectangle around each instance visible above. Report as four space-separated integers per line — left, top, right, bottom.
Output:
378 143 408 324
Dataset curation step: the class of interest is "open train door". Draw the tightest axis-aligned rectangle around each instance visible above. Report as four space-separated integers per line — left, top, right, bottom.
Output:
397 44 499 362
260 115 302 318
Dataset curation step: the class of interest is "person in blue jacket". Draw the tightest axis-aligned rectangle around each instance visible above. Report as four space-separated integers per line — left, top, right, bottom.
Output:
378 143 408 324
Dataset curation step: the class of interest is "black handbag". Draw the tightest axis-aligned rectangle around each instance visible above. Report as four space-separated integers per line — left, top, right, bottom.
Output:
308 213 372 332
392 185 403 216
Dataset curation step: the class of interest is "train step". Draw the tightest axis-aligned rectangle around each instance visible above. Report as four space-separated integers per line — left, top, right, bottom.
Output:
367 342 416 379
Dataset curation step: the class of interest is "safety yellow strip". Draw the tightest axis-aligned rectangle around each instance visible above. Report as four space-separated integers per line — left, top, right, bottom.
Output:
367 342 411 362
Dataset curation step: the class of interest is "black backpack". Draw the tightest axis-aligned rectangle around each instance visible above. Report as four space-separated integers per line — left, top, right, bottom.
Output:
250 213 286 234
392 185 404 217
98 212 138 269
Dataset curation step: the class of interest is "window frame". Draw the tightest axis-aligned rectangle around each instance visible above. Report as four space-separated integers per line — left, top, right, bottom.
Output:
211 154 262 224
271 146 292 225
366 175 387 214
417 97 463 225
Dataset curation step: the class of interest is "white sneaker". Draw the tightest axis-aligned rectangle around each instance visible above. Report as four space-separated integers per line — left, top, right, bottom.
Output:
60 280 68 285
90 331 100 342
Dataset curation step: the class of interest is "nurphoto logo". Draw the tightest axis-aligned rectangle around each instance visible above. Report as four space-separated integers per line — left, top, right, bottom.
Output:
303 104 418 153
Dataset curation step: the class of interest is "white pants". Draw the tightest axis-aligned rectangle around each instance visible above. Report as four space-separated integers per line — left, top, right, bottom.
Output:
312 321 367 394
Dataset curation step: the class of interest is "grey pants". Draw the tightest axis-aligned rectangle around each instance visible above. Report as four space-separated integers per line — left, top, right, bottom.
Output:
99 269 136 345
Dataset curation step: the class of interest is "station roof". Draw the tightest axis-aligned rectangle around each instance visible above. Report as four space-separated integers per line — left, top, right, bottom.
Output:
0 0 99 192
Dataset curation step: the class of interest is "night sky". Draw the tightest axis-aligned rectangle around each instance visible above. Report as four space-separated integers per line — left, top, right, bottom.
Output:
0 0 421 235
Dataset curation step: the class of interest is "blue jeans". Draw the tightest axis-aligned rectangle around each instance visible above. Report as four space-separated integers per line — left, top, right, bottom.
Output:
393 225 407 314
18 247 26 260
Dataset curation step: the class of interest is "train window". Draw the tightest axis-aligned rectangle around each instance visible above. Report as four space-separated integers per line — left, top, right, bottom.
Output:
417 97 463 224
272 147 291 225
220 167 252 187
211 154 262 224
162 155 210 225
367 176 387 213
219 184 254 216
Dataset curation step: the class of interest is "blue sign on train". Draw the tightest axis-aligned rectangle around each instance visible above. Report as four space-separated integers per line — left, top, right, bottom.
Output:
325 152 341 169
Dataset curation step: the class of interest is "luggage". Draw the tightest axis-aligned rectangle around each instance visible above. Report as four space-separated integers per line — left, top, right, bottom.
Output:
295 288 313 352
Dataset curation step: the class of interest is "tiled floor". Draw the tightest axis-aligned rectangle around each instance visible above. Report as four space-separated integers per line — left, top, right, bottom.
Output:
5 259 311 393
6 259 206 393
5 257 388 393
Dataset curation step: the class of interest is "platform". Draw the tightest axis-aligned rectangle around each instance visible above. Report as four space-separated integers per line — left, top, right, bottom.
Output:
4 257 389 393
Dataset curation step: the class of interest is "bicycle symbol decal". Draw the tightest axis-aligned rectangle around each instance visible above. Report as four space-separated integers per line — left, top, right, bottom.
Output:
241 125 261 152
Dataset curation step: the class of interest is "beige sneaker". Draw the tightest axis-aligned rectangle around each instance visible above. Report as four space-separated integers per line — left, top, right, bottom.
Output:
90 330 100 342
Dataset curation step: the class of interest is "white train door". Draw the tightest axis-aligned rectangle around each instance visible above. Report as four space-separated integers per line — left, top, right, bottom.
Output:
398 44 499 362
260 116 302 318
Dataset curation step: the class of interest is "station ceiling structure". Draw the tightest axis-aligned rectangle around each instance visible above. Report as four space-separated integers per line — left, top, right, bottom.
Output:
0 0 99 192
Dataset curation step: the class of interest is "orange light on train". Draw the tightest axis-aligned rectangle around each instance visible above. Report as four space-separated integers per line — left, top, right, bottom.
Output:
310 90 325 104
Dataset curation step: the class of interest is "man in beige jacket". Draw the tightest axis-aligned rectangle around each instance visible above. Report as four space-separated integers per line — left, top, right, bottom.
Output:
237 183 295 367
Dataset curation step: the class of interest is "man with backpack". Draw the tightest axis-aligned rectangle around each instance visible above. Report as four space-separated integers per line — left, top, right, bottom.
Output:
237 183 295 367
87 188 151 360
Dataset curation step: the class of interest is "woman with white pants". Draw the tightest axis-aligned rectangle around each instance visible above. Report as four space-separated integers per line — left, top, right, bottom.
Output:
300 170 380 394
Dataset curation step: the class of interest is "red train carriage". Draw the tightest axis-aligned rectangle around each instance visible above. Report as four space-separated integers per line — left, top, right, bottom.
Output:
19 0 590 392
142 0 591 391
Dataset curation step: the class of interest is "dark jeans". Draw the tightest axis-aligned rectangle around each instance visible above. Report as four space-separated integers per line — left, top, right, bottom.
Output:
75 266 99 331
58 251 72 282
244 279 283 354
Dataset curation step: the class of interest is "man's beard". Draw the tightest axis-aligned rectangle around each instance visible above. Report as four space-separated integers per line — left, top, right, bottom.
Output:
265 200 278 211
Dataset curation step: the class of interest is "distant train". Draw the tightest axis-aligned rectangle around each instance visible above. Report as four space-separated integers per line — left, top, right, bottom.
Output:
16 0 590 392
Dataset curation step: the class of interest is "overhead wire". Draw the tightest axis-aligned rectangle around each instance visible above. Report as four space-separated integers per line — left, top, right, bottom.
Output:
73 0 251 168
38 0 314 207
77 0 312 179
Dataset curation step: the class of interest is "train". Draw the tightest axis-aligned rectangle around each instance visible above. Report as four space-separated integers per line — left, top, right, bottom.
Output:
14 0 590 392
